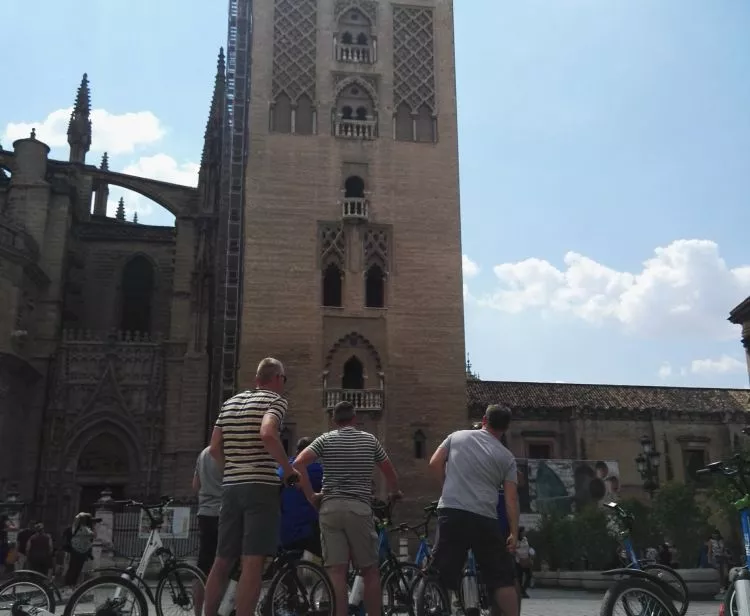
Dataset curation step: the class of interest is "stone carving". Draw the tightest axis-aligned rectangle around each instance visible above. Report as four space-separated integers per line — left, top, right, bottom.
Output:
333 75 379 108
77 433 129 475
325 331 383 372
364 227 388 271
334 0 377 24
393 5 436 113
320 224 345 268
272 0 318 103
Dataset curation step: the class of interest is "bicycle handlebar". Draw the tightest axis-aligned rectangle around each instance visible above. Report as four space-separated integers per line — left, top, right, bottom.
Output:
696 452 750 495
112 497 174 510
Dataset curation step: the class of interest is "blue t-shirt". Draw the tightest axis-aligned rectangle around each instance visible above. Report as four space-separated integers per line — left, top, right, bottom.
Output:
497 489 510 536
278 457 323 546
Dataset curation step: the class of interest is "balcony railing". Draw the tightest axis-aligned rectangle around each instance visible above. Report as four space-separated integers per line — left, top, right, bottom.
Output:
342 198 368 221
336 43 372 64
325 389 384 412
335 118 377 140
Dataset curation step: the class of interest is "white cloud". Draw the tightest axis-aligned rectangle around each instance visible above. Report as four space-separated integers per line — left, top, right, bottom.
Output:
463 254 480 278
107 154 200 220
3 108 165 155
658 362 673 379
481 240 750 339
691 355 746 375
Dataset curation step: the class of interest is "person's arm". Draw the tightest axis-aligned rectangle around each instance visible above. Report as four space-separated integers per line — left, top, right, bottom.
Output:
192 472 201 493
208 427 224 470
373 439 401 496
428 435 452 484
260 400 295 476
504 480 519 548
293 444 322 503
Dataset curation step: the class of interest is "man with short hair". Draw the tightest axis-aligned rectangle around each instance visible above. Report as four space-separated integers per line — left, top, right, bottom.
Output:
293 401 402 616
428 404 520 616
203 357 300 616
192 445 223 615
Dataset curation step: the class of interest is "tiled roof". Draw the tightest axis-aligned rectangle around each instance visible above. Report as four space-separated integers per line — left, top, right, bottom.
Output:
467 379 750 413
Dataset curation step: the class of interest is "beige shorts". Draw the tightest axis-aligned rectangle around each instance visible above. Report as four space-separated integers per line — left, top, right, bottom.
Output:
319 498 378 568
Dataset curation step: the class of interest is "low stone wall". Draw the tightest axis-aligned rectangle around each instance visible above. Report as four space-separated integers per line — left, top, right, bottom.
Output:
534 568 720 599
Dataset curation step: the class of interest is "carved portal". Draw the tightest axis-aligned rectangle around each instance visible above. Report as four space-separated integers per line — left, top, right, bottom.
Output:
77 433 130 476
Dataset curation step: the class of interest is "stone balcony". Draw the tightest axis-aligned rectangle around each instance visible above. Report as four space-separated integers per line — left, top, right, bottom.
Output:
325 388 384 413
336 43 373 64
341 197 368 221
335 118 377 140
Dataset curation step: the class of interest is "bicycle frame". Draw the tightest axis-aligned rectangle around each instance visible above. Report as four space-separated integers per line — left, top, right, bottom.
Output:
739 497 750 569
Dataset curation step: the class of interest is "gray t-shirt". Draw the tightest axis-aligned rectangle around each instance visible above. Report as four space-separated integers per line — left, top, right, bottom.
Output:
437 429 517 519
195 447 223 517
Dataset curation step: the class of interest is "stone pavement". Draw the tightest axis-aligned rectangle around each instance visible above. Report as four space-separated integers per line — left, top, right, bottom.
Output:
519 589 721 616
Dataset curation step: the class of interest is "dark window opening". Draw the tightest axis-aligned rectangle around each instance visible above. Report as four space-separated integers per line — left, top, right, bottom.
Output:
296 94 314 135
322 263 343 307
395 103 413 141
342 32 353 44
273 94 292 133
356 33 368 45
342 356 365 390
355 106 368 121
685 449 707 482
342 106 353 120
365 264 385 308
120 256 154 334
344 176 365 198
528 443 552 459
414 430 426 459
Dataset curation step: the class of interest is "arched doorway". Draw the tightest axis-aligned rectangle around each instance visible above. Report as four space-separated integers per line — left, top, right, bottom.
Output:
76 433 130 513
342 356 365 390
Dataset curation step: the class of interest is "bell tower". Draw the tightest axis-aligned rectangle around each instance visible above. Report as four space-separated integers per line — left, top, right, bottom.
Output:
236 0 465 508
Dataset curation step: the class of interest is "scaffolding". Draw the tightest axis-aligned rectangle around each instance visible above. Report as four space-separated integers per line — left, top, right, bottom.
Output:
219 0 252 403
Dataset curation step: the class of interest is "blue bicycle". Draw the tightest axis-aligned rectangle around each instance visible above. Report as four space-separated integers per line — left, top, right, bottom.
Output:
603 501 688 616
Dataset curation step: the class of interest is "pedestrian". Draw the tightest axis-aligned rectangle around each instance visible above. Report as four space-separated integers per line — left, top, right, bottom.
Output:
203 358 299 616
428 404 520 616
293 400 402 616
515 527 534 598
16 521 36 571
708 530 728 590
25 523 53 576
62 513 96 593
193 444 223 615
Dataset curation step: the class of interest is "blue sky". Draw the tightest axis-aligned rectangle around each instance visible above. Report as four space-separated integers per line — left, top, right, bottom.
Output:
3 0 750 388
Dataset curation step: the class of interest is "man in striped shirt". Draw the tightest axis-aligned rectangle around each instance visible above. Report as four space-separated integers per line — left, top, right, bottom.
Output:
293 401 402 616
203 357 300 616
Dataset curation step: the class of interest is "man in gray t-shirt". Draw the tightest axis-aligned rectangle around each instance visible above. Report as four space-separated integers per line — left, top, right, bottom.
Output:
193 447 222 574
428 404 520 616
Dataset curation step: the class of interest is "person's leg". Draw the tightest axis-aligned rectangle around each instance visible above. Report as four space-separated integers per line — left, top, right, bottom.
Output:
194 515 219 616
235 485 281 616
205 488 242 616
319 501 350 616
65 554 85 587
345 501 380 616
430 509 469 596
471 515 518 616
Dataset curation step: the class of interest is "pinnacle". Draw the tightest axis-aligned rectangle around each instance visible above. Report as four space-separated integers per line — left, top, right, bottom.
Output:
116 197 125 221
133 212 139 224
75 73 91 115
100 152 109 170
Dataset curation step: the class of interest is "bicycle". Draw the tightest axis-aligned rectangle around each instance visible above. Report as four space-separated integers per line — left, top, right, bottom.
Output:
599 576 680 616
92 497 205 616
0 570 62 614
603 501 689 615
695 452 750 616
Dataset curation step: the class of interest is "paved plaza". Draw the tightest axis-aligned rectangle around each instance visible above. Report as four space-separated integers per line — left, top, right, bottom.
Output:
519 589 720 616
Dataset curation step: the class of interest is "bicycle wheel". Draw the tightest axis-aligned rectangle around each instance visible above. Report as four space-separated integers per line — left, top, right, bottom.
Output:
383 562 423 616
63 574 149 616
600 576 679 616
266 559 334 616
155 562 207 616
414 573 451 616
724 587 737 616
642 563 689 616
0 573 56 615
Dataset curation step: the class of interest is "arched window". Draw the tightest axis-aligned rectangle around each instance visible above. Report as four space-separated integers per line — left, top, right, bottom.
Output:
365 264 385 308
272 93 292 133
342 106 354 120
322 263 343 307
414 430 426 459
356 32 368 46
296 94 314 135
395 103 413 141
77 433 130 475
342 31 353 44
416 104 434 142
120 256 155 334
344 176 365 198
355 107 368 121
342 356 365 389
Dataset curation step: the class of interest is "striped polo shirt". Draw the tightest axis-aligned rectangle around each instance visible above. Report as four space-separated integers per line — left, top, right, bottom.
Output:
309 426 388 504
215 389 287 486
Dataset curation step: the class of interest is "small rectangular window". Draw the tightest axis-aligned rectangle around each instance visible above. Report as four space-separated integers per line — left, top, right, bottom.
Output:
684 449 707 482
528 443 552 460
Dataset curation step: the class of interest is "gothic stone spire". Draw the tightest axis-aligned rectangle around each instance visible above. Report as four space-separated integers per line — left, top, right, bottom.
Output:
116 197 125 221
68 73 92 164
100 152 109 170
201 48 226 168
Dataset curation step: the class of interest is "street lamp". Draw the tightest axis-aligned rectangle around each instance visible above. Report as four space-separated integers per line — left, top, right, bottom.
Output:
635 436 661 498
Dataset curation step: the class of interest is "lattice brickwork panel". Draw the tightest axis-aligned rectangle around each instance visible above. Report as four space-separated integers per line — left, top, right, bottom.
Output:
320 224 346 267
393 5 436 113
334 0 378 24
272 0 318 102
364 227 388 271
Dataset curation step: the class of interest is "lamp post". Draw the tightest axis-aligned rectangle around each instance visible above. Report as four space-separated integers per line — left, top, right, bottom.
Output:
635 436 661 498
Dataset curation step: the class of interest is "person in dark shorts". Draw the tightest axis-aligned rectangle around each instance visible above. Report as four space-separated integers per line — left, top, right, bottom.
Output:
428 405 520 616
192 445 223 614
203 358 300 616
278 437 323 559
